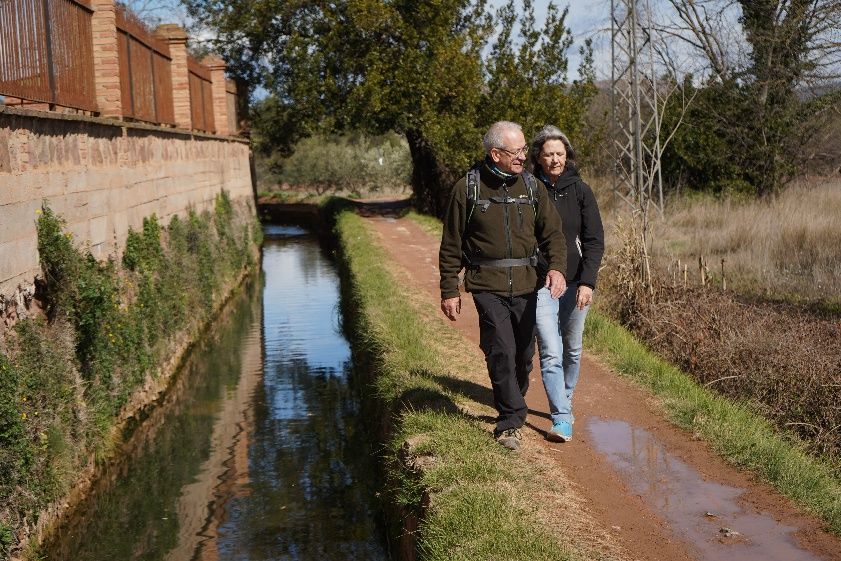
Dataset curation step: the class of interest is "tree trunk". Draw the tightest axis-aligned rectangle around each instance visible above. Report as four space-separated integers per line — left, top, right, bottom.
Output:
405 129 455 217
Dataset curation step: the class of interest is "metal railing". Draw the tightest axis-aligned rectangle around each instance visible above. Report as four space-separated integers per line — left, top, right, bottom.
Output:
0 0 96 111
225 79 238 134
115 6 174 125
187 56 214 133
0 1 241 134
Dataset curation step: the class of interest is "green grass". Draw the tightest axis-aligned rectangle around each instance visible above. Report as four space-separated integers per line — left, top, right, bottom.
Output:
584 308 841 535
406 211 443 237
257 190 330 204
336 210 578 561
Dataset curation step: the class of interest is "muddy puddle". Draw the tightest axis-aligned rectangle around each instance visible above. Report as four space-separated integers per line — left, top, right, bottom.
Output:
588 418 822 561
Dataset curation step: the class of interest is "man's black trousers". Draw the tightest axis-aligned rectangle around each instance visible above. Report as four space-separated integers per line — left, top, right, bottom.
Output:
472 291 537 433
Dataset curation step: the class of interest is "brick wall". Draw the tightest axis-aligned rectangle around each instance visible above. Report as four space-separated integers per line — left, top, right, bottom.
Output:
155 25 191 130
0 107 255 318
91 0 122 117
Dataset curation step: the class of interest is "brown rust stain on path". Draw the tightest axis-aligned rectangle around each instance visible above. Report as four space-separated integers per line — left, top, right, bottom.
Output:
365 213 841 561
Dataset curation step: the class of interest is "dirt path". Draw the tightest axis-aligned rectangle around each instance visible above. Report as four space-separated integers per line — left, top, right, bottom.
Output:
365 213 841 561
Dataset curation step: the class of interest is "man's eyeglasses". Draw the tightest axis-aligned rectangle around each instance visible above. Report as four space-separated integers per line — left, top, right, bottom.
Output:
495 145 529 158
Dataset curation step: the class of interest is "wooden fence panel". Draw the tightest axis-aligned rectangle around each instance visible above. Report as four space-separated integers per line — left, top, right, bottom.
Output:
187 56 214 133
225 80 238 135
115 6 174 125
0 0 96 111
50 0 96 109
117 31 132 113
153 52 174 125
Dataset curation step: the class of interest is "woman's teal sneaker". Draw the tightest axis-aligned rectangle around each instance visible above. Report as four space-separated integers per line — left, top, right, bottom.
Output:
547 421 573 442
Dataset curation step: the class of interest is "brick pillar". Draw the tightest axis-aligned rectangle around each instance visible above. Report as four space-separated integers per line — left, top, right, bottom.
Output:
155 24 191 130
203 56 230 136
91 0 122 117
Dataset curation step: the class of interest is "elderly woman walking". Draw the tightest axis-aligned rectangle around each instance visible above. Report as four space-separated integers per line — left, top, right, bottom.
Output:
531 125 605 442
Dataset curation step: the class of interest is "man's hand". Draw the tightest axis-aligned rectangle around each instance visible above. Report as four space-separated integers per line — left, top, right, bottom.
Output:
544 269 567 299
441 296 461 321
576 285 594 310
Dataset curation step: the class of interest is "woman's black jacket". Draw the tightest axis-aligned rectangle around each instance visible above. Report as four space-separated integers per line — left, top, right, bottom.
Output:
536 166 605 289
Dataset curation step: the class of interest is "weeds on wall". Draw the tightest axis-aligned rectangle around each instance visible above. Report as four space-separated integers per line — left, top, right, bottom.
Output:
0 191 258 560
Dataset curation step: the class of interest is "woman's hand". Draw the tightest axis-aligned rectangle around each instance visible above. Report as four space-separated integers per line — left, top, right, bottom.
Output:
576 285 593 310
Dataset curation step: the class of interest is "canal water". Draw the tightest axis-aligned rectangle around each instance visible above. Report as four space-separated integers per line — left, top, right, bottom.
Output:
44 224 389 560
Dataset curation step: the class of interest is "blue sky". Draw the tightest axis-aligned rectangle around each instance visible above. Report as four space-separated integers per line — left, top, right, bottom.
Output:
488 0 614 78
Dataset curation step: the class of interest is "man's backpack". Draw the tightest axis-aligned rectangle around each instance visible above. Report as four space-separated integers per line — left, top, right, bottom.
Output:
462 167 539 269
465 167 537 224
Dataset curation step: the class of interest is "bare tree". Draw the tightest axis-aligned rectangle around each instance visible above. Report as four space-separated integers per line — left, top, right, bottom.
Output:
655 0 743 78
648 0 841 194
118 0 189 28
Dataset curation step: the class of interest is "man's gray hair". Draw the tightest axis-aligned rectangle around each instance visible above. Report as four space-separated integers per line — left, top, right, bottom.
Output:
483 121 523 152
529 124 576 169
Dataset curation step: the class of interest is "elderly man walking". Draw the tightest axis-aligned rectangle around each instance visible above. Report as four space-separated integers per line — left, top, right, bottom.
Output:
439 121 567 451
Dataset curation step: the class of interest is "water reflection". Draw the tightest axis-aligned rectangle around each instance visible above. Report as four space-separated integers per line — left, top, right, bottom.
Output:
44 226 387 561
263 225 309 238
588 418 820 561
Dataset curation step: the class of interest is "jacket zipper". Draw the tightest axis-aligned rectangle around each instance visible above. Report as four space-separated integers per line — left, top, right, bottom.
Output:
503 184 513 297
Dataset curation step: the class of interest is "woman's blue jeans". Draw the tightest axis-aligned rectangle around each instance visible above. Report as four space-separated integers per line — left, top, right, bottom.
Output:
535 283 591 425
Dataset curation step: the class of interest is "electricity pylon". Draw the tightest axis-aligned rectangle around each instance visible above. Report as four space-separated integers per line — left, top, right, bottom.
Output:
611 0 664 213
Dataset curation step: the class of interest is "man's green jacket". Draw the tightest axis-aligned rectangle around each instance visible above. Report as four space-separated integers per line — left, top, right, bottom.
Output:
439 160 567 299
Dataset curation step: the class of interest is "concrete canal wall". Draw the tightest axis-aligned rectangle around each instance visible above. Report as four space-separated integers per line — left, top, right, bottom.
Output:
0 106 254 322
0 104 259 557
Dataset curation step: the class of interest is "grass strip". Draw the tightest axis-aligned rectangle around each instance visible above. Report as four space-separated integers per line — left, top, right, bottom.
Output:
584 308 841 535
335 210 578 561
405 210 443 237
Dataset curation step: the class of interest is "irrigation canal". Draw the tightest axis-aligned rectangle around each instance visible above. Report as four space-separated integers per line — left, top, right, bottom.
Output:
44 223 389 560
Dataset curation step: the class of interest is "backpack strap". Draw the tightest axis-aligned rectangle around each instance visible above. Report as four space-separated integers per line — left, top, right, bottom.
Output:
521 170 538 214
465 168 481 223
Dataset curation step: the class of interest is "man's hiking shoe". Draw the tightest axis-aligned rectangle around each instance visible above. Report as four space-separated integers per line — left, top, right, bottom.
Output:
494 428 523 451
546 421 572 443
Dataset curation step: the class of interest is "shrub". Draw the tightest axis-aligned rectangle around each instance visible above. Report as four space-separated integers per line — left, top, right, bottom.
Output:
602 215 841 463
259 132 412 194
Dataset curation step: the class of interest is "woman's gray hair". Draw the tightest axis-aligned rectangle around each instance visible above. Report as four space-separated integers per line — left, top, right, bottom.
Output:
483 121 523 152
529 125 576 169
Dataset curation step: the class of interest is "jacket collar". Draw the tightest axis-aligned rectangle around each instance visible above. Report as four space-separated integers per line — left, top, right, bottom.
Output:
480 156 519 189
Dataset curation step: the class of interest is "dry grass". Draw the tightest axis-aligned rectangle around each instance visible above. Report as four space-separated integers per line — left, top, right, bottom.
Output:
600 279 841 462
597 191 841 463
646 178 841 306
